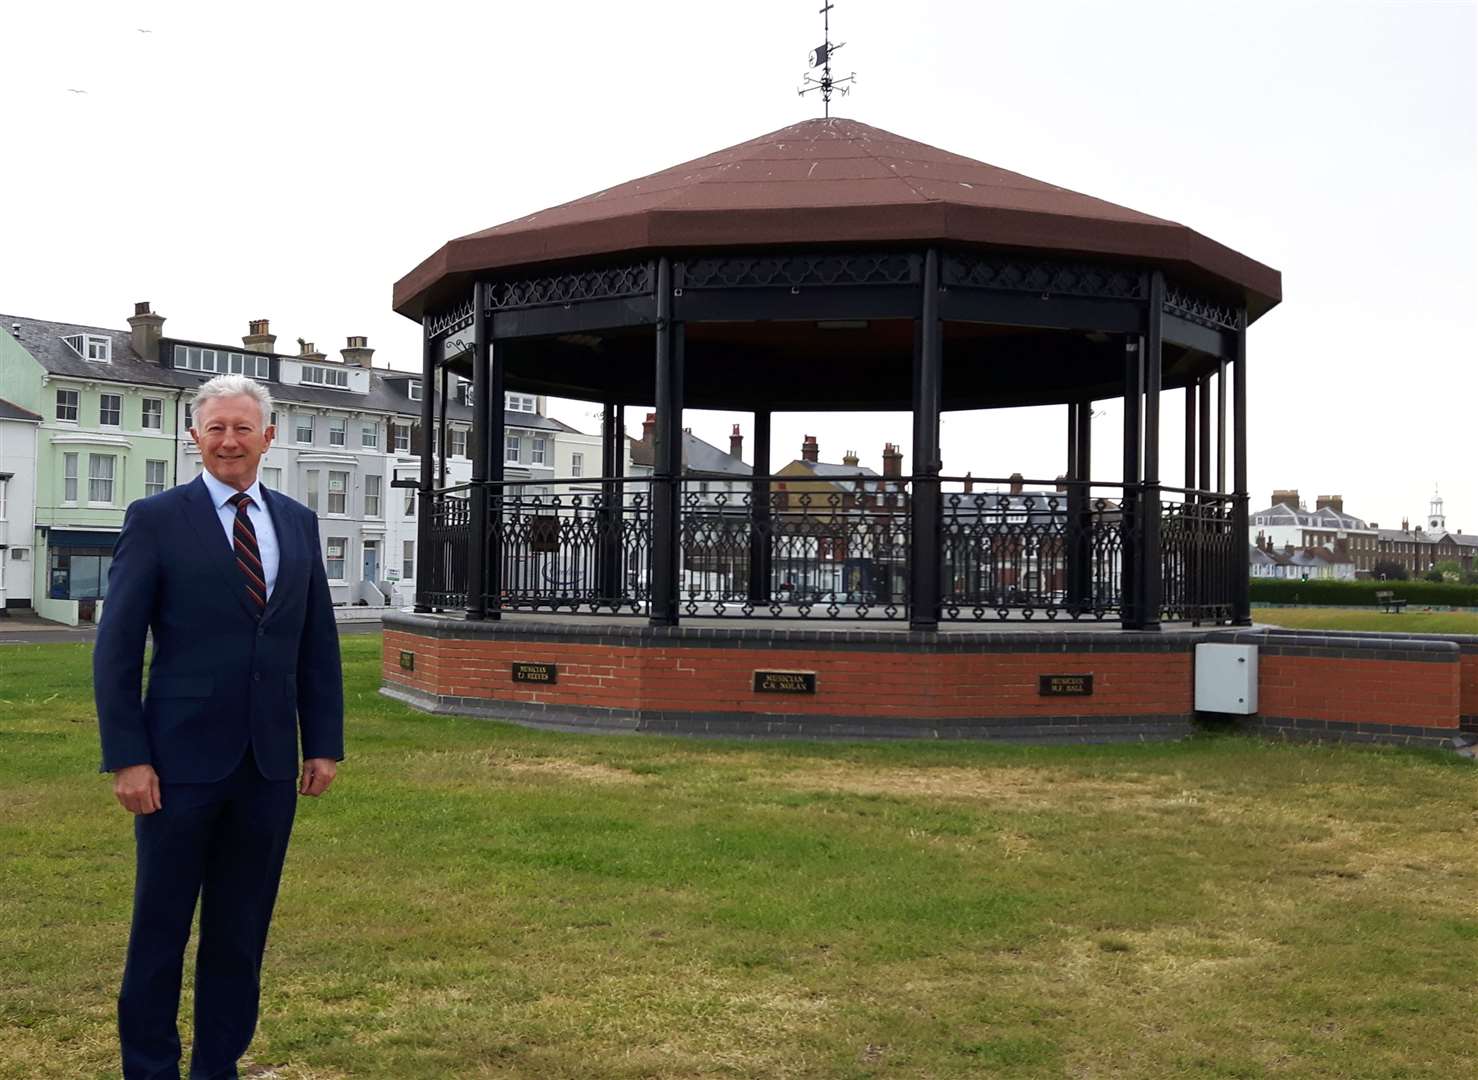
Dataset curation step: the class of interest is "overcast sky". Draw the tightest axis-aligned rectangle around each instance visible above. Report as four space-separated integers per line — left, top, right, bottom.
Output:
3 0 1473 530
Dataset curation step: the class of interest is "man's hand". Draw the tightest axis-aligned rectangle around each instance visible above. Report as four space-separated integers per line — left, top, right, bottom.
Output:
300 757 337 797
114 764 161 815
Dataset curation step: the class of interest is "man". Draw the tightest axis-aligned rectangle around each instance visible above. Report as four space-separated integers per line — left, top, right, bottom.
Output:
95 373 343 1080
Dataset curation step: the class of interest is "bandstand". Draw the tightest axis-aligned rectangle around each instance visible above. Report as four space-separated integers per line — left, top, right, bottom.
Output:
382 118 1287 742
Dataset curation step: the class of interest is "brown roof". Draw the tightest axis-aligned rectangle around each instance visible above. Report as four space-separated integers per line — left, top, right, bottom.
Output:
395 117 1280 322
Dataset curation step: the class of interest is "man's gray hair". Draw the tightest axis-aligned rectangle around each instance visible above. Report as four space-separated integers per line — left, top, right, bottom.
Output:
191 374 274 430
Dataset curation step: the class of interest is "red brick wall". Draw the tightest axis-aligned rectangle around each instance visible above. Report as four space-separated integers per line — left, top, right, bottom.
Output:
1257 655 1460 730
383 629 1191 721
384 629 1467 733
1460 652 1478 721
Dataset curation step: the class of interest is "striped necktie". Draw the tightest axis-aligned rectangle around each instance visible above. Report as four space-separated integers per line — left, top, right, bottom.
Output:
227 492 267 611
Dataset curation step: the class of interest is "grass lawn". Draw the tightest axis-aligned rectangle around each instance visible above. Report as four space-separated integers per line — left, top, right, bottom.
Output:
2 636 1476 1079
1253 607 1478 634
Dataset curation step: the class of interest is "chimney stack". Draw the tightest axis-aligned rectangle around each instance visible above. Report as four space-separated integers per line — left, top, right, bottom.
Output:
243 318 277 354
801 435 819 463
642 412 656 442
1009 472 1024 495
1055 475 1068 493
842 449 859 467
127 301 165 363
963 471 974 494
1273 488 1300 509
297 338 326 362
730 423 743 460
1316 495 1344 514
341 335 375 368
882 442 903 478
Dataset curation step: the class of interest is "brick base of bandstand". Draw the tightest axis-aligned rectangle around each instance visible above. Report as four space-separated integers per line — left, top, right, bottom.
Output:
381 612 1478 751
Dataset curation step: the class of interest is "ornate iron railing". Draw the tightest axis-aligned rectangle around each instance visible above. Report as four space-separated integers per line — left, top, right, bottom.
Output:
678 477 912 619
419 475 1237 624
489 481 653 614
420 485 472 609
940 480 1125 620
1158 488 1238 625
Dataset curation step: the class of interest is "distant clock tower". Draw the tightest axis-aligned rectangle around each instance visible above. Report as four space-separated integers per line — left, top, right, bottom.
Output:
1428 487 1445 532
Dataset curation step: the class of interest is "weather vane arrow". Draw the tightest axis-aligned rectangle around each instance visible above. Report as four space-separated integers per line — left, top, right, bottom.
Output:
799 1 856 117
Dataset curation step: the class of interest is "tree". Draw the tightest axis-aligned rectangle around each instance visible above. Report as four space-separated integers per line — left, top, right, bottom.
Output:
1372 560 1408 581
1433 559 1463 583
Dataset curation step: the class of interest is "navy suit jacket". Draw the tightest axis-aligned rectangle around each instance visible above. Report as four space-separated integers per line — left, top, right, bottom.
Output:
94 476 344 784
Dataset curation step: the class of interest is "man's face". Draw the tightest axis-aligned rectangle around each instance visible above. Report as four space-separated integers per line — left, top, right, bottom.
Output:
191 394 275 492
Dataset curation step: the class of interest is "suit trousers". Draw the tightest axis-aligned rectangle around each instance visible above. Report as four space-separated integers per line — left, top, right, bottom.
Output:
118 749 297 1080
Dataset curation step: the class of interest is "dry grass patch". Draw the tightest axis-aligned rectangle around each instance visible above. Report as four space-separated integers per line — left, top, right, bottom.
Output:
402 747 647 787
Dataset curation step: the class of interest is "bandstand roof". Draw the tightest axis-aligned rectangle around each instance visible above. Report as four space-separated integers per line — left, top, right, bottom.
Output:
394 117 1281 322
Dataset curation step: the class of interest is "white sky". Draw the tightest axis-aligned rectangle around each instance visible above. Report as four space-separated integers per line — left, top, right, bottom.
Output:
3 0 1474 530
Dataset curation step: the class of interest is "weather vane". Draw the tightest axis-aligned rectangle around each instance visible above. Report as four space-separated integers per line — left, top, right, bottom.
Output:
799 2 855 117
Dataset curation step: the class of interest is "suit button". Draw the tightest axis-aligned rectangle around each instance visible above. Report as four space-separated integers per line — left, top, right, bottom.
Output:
257 627 265 637
253 673 262 682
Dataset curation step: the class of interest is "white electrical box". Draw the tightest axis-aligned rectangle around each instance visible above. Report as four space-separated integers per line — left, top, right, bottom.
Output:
1194 643 1258 715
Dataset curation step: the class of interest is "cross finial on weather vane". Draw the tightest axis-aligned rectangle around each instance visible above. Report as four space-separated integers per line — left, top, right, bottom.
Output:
799 2 855 117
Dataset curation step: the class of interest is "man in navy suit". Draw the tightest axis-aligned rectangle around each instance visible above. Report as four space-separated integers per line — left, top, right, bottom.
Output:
95 373 343 1080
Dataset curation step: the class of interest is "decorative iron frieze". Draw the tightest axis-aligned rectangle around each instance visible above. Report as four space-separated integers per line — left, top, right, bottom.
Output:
425 296 475 341
1163 284 1245 332
677 253 921 290
486 263 654 312
943 255 1146 300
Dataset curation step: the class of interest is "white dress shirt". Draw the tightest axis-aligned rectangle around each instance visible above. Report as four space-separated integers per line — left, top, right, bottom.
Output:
201 470 281 600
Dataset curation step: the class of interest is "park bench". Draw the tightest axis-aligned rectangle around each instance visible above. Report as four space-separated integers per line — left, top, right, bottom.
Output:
1375 589 1408 614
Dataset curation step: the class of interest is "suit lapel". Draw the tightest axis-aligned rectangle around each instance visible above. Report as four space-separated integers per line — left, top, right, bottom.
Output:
260 486 299 624
181 476 263 622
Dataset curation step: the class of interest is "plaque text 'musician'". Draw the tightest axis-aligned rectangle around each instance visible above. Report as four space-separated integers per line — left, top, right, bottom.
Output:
1039 674 1093 696
512 662 558 684
753 670 817 694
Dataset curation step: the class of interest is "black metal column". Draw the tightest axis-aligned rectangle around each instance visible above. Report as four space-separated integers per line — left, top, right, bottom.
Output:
1198 376 1212 495
1232 321 1251 625
485 338 506 619
1066 401 1092 614
1184 384 1197 491
598 402 624 604
1216 359 1227 495
413 322 436 613
1139 272 1164 631
466 283 489 620
437 365 450 491
1120 336 1142 629
909 248 942 631
748 409 772 606
650 257 683 626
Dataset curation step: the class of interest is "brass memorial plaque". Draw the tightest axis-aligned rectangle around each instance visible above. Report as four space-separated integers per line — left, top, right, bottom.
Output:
753 670 817 694
512 662 557 684
1039 674 1093 696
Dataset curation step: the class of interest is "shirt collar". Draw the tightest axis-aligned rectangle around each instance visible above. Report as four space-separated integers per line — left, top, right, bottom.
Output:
201 469 265 512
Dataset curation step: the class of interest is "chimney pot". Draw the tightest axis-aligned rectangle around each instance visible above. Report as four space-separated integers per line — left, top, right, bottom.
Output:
341 335 375 368
801 435 819 463
127 302 166 363
1009 472 1024 495
964 471 974 494
729 423 744 459
243 318 277 354
881 442 903 478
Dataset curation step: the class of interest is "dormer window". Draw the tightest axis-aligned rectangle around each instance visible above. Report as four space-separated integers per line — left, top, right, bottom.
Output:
506 393 536 413
173 345 269 379
408 381 423 402
63 333 112 363
301 365 350 389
